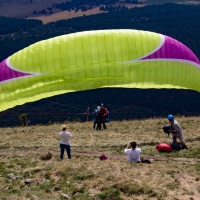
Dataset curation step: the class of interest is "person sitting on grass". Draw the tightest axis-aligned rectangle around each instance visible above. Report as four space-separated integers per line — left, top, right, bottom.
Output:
124 141 141 163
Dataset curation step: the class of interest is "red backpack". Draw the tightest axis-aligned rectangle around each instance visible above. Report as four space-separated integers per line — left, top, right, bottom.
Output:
156 143 172 153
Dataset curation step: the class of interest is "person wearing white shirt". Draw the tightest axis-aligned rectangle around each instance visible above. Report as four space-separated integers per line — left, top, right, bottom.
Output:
124 141 141 163
167 114 188 150
58 125 72 159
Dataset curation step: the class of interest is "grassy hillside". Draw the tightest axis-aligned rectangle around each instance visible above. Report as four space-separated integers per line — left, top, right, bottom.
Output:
0 117 200 199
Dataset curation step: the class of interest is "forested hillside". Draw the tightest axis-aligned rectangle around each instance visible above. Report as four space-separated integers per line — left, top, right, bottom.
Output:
1 3 200 127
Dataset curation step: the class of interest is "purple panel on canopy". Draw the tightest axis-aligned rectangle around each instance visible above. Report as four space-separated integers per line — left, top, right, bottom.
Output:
0 59 31 82
141 36 200 65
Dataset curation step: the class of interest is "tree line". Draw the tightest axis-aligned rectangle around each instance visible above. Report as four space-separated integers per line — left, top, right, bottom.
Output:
32 0 141 15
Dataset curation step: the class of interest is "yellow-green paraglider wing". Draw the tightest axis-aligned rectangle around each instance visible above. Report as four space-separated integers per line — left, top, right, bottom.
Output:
0 29 200 112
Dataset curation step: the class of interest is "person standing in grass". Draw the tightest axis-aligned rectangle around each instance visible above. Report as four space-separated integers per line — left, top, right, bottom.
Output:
124 141 141 163
93 106 100 130
58 125 72 159
97 103 108 130
167 114 188 150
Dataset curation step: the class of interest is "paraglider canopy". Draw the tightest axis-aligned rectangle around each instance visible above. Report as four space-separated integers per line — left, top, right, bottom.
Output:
0 29 200 112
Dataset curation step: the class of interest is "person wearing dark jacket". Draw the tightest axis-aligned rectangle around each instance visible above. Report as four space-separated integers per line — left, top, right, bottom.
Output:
97 103 108 130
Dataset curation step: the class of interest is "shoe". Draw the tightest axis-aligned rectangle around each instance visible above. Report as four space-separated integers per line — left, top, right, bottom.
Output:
183 145 188 150
146 160 151 164
141 159 151 164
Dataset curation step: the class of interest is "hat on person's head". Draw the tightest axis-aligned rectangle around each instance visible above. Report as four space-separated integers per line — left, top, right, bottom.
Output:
97 106 100 109
168 114 174 120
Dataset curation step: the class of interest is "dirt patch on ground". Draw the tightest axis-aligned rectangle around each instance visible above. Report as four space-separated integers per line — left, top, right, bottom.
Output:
0 148 199 164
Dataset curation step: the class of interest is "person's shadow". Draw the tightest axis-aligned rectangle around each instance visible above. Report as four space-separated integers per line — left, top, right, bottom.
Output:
185 136 200 143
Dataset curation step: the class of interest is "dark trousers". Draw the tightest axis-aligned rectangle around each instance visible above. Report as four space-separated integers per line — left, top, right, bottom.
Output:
97 117 107 130
93 117 99 129
94 118 101 130
60 143 71 159
93 122 97 129
172 135 186 147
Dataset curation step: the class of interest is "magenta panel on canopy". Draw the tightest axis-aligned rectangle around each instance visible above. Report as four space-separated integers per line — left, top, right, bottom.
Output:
0 59 31 82
141 35 200 65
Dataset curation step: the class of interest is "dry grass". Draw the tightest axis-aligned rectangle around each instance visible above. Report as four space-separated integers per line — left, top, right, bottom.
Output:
0 117 200 199
27 6 106 24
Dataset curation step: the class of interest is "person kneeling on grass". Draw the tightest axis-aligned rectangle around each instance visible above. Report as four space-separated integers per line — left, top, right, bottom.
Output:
167 114 188 150
124 141 141 163
58 125 72 159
